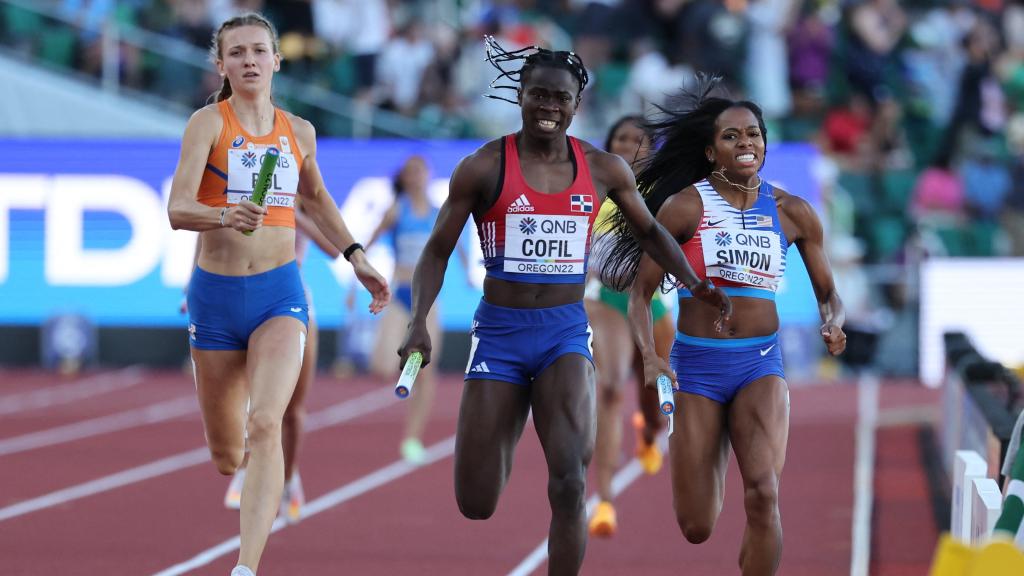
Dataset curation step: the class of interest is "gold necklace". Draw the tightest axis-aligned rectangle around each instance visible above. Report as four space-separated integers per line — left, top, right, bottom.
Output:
712 168 762 193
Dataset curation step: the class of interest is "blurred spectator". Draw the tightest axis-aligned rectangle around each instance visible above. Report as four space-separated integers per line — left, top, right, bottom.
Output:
910 149 965 223
960 137 1011 220
744 0 800 124
841 0 906 103
376 19 435 116
677 0 749 93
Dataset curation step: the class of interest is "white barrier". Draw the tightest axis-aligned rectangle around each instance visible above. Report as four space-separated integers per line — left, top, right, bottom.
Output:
953 450 989 542
971 477 1003 545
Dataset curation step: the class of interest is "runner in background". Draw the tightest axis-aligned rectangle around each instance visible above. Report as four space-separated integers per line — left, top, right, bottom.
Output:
585 115 674 538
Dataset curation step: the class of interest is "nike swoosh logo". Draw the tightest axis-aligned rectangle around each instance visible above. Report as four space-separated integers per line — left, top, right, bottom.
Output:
707 218 726 227
759 344 775 356
290 307 303 313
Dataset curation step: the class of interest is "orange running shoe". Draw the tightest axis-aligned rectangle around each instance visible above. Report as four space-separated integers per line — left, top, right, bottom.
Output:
633 412 663 475
589 501 617 537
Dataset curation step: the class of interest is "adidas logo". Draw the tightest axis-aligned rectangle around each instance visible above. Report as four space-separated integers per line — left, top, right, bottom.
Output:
507 194 534 213
470 361 491 373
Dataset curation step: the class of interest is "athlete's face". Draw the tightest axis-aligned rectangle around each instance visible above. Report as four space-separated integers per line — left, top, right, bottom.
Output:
217 25 280 95
518 67 581 139
609 121 651 168
707 106 765 180
399 156 429 196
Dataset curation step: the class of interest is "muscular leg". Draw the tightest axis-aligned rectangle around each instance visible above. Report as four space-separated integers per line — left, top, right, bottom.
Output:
454 377 532 519
531 353 596 576
191 349 249 476
633 313 675 444
236 316 306 571
729 376 789 575
584 299 632 502
283 314 316 482
669 392 730 544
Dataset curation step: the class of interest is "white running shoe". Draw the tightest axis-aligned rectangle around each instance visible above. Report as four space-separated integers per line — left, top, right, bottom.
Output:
230 566 255 576
280 471 305 523
224 467 246 510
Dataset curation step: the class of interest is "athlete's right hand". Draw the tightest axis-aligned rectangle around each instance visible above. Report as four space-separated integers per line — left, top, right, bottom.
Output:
642 353 676 392
398 322 432 369
689 279 733 332
225 200 266 232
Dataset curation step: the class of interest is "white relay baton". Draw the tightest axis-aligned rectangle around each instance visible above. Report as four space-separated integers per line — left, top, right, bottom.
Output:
395 352 423 399
656 373 676 435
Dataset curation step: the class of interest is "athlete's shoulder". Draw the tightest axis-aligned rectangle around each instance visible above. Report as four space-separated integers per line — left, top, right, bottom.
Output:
184 103 224 142
189 103 224 128
459 137 504 173
280 109 314 138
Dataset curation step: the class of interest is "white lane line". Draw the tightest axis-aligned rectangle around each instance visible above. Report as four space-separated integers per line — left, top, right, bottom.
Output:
151 435 457 576
850 372 879 576
0 367 144 415
507 439 664 576
0 396 197 457
0 388 396 523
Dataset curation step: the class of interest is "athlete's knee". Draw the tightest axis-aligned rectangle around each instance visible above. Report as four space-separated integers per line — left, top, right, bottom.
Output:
743 473 780 526
456 489 498 520
547 471 586 512
282 405 305 433
245 410 282 447
675 507 717 543
598 383 622 406
209 445 243 475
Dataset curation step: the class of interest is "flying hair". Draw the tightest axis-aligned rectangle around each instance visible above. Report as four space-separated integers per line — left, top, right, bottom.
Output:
598 74 768 292
483 35 589 105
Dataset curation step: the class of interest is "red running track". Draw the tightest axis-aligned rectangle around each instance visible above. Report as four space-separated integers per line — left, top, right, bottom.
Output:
0 368 930 575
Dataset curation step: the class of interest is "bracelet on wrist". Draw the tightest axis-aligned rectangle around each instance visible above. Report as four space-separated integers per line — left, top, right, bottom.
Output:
343 242 364 261
219 207 228 227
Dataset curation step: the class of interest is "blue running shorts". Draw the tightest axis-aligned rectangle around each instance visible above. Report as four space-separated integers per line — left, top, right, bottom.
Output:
669 332 785 404
187 260 309 350
464 299 593 385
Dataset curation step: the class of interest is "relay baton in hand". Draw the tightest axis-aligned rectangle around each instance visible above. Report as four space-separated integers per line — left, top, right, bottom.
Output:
395 352 423 399
656 373 676 436
242 147 279 236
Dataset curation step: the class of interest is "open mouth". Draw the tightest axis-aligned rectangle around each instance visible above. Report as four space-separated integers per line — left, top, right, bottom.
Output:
736 153 757 164
537 119 558 131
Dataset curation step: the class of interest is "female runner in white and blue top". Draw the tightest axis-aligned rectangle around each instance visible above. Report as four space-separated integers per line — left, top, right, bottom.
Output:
601 76 847 576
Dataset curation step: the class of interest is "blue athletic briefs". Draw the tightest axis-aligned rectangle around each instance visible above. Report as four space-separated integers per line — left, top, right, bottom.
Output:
669 332 785 403
464 299 593 385
187 260 309 350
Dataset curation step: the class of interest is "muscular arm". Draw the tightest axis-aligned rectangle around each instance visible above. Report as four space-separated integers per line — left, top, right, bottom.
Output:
293 117 389 312
399 148 492 366
784 193 846 355
167 107 226 231
409 156 484 325
295 202 340 258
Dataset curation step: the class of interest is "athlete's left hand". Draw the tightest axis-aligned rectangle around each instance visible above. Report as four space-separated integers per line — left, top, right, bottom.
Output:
821 322 846 356
350 252 390 314
690 279 733 332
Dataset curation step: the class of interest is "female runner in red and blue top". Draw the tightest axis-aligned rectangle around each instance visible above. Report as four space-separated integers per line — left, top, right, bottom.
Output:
398 39 730 575
602 76 847 576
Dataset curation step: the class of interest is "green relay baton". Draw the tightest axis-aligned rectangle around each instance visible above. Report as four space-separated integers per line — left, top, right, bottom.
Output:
242 147 280 236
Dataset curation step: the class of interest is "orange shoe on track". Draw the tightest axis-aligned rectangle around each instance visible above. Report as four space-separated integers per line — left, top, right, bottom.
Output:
589 501 617 537
633 412 663 475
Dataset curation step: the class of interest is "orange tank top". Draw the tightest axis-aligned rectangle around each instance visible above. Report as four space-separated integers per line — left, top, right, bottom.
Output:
196 100 303 228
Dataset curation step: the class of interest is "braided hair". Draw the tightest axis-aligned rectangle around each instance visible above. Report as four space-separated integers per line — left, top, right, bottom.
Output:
483 35 589 104
598 75 768 292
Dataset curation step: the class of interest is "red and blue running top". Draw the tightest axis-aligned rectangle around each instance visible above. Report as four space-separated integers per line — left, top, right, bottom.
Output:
475 135 601 284
679 178 789 301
